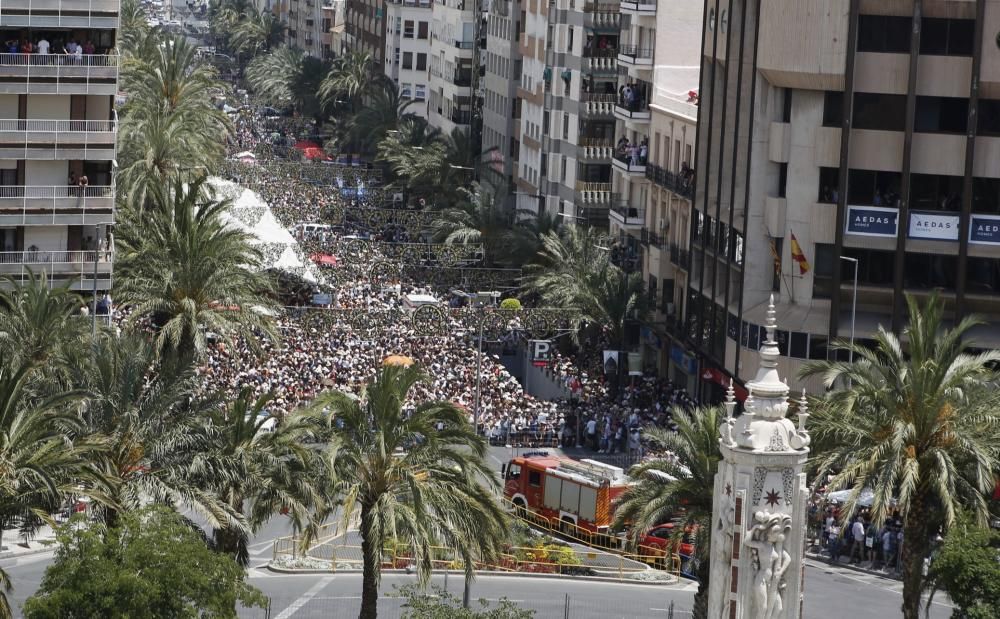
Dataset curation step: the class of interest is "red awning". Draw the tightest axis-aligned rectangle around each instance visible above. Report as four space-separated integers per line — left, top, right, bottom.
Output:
310 253 338 267
700 367 749 402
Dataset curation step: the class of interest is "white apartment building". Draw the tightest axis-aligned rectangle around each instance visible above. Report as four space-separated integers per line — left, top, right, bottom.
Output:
284 0 326 57
0 0 118 292
427 0 477 134
383 0 432 117
514 0 621 221
608 0 700 382
482 0 521 198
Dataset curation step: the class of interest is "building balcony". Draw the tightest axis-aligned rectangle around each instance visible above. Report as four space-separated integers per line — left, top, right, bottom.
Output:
584 10 620 32
612 151 646 176
581 93 615 117
640 227 666 249
1 0 120 28
619 0 655 17
575 182 615 208
617 45 653 69
454 40 474 50
610 202 645 229
645 163 694 200
614 97 651 124
451 110 472 125
0 53 119 95
578 138 613 161
669 242 690 271
0 185 114 226
0 250 114 289
0 118 117 160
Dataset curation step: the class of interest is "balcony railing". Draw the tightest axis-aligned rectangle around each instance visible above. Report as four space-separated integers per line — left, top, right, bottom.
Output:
669 243 690 270
0 185 114 224
618 45 654 64
610 202 645 225
0 119 117 133
454 70 473 87
620 0 656 12
575 183 616 206
0 53 119 68
0 250 113 266
641 228 665 248
579 138 613 160
614 95 651 120
613 151 647 173
645 163 694 199
454 40 474 49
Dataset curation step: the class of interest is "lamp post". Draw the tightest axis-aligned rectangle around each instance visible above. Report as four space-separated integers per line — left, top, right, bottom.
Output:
839 256 859 363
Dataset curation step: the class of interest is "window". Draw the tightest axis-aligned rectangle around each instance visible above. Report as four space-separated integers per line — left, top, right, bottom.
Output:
505 463 521 480
528 471 542 487
843 248 895 286
914 96 968 134
542 110 550 134
966 258 1000 295
823 91 843 127
847 169 902 207
394 47 400 65
400 82 412 97
402 52 413 69
418 21 428 39
563 113 569 139
858 15 911 53
818 167 839 203
904 253 957 290
777 163 787 199
414 83 426 100
540 153 548 177
921 18 974 56
853 92 907 131
560 155 567 182
979 100 1000 136
772 237 783 292
403 20 414 38
812 243 834 299
782 89 792 123
567 25 574 52
909 173 963 212
808 337 828 360
416 53 426 71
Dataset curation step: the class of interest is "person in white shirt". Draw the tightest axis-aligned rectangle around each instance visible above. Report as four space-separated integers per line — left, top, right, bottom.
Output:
850 519 866 564
585 417 597 450
37 38 49 55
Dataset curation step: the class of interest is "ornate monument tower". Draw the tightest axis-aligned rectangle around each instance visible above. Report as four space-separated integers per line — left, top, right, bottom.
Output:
707 296 811 619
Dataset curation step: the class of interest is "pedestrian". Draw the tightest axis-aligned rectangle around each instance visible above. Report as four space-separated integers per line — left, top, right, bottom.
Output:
850 517 865 564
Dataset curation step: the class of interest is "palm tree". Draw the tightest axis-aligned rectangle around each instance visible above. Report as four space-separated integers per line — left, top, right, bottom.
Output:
246 46 332 121
613 407 724 619
524 226 648 348
0 270 89 367
208 389 331 566
799 294 1000 619
72 333 248 536
506 209 563 268
117 0 150 55
319 51 384 110
118 34 231 206
115 176 277 363
348 82 420 154
229 7 285 57
309 364 507 619
430 182 519 266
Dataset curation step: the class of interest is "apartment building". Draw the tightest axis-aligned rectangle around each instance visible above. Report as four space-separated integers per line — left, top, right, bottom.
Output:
0 0 118 293
606 0 700 387
514 0 621 220
285 0 326 57
688 0 1000 401
383 0 432 117
344 0 384 62
427 0 479 135
482 0 521 197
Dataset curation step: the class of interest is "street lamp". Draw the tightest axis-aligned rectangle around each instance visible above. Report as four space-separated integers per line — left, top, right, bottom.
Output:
839 256 859 363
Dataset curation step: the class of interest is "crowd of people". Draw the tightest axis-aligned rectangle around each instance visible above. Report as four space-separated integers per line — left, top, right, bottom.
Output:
199 115 706 461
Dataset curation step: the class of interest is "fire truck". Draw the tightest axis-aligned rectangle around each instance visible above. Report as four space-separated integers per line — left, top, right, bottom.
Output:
502 452 632 533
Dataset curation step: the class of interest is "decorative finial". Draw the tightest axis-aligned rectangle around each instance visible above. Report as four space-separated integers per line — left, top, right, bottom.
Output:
742 386 756 440
765 294 777 343
797 388 810 432
722 381 737 446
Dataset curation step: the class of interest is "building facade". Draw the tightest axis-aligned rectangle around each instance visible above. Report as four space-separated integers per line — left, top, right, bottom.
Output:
515 0 621 220
427 0 479 135
0 0 118 293
482 0 522 197
383 0 432 116
688 0 1000 401
284 0 326 57
344 0 385 62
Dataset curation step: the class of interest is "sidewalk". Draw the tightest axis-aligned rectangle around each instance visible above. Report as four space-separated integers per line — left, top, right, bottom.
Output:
0 524 59 559
804 546 901 581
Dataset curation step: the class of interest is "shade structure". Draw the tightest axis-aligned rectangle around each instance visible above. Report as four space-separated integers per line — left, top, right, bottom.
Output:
383 354 415 367
310 253 338 267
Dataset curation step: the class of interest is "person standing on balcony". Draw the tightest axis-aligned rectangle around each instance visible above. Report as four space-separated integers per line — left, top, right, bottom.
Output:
83 40 95 56
36 36 49 65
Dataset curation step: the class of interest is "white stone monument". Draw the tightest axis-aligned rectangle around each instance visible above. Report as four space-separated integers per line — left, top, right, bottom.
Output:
707 295 811 619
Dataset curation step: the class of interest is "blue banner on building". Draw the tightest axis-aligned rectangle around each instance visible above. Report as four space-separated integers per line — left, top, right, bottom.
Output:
670 345 698 375
846 206 898 237
969 214 1000 245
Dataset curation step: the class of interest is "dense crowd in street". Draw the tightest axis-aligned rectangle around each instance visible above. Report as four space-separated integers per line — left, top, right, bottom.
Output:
201 117 703 457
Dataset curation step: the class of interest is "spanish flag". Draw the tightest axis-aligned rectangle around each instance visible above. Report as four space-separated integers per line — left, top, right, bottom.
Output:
790 231 810 274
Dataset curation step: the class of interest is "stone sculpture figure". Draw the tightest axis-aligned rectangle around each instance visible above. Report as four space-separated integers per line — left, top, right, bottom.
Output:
744 510 793 619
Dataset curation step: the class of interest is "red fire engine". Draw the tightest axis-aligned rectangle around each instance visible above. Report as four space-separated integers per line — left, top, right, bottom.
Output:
502 453 632 533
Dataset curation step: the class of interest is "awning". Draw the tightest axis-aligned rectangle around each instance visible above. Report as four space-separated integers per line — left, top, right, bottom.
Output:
310 253 338 267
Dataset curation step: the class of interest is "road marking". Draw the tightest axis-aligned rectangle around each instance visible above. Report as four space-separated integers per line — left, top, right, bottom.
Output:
805 561 954 609
272 576 334 619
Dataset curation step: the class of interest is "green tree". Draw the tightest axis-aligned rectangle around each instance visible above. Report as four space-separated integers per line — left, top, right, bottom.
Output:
612 406 724 619
929 516 1000 619
524 226 647 349
799 294 1000 619
229 7 285 57
319 51 384 110
395 584 535 618
117 0 150 55
246 46 331 121
117 34 231 206
23 507 268 619
208 389 332 566
0 271 88 367
309 364 508 619
430 183 517 266
70 333 246 536
348 81 420 155
115 176 277 362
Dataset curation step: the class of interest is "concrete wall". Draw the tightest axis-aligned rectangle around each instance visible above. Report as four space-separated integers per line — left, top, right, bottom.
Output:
756 0 849 90
0 95 17 118
25 161 66 186
24 225 67 250
26 95 70 119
